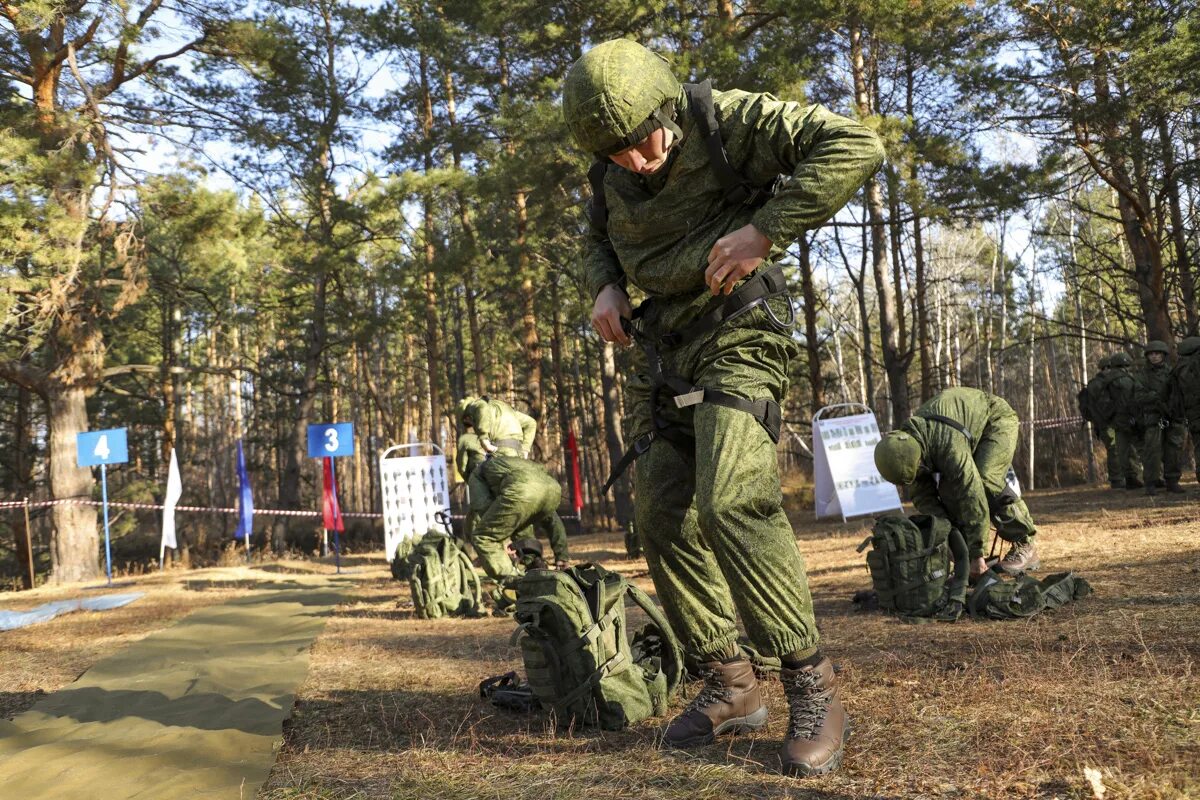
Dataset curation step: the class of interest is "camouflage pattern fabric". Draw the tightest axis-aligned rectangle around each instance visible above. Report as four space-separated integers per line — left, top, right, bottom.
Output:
899 387 1037 560
455 431 487 482
627 307 818 660
1086 357 1141 484
1136 356 1185 485
468 456 568 580
1168 337 1200 479
580 84 885 330
463 398 537 457
564 40 883 664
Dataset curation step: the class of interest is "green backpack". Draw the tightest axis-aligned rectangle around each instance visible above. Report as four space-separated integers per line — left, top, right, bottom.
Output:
511 563 683 730
859 514 970 621
406 530 482 619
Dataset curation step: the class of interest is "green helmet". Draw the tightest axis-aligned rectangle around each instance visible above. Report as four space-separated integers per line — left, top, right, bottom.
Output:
1097 354 1114 370
874 431 923 485
1144 340 1170 356
1110 352 1133 368
455 396 481 426
1179 336 1200 357
562 39 682 157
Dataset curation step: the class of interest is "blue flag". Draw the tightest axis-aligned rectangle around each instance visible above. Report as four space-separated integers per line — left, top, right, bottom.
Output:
234 440 254 541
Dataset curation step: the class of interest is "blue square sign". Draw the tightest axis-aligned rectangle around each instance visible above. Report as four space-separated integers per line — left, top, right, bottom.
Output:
308 422 355 458
77 428 129 467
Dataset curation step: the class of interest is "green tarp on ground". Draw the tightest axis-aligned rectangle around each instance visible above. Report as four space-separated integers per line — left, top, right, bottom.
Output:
0 576 347 799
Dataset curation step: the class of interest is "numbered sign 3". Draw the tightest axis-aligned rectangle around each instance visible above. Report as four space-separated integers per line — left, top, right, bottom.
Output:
308 422 355 459
77 428 130 467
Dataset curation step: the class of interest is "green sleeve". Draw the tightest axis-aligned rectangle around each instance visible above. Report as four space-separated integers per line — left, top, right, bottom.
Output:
582 171 626 300
735 99 885 246
516 409 538 454
931 443 991 560
907 473 949 519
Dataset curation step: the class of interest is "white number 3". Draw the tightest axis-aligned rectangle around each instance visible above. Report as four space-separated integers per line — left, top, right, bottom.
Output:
324 428 339 452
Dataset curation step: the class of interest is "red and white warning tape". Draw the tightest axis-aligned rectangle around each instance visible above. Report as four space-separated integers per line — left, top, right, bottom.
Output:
1020 415 1087 430
0 497 383 518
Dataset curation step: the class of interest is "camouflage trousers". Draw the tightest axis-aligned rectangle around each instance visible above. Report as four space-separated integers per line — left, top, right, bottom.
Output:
626 308 818 662
1099 426 1142 484
972 398 1037 555
471 485 568 580
1141 420 1187 485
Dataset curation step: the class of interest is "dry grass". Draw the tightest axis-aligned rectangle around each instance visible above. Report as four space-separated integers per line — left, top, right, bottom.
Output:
3 488 1199 798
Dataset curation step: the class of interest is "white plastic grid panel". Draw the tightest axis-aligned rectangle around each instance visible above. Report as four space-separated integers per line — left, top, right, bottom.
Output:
379 445 449 562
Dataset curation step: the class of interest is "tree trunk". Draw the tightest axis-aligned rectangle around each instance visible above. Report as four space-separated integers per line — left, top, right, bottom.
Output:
797 235 824 411
48 386 100 583
850 20 908 424
1159 114 1198 335
598 342 633 529
13 384 35 588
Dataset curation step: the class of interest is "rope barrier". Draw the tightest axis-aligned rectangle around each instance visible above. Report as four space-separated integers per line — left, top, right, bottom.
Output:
0 497 383 517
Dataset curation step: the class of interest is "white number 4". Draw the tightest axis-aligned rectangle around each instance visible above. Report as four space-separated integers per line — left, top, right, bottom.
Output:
93 435 111 460
324 428 339 452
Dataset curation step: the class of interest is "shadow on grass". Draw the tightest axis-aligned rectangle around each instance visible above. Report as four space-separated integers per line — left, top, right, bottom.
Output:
0 690 47 721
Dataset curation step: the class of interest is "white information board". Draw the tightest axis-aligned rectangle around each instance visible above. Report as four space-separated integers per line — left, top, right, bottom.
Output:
812 404 902 521
379 443 450 563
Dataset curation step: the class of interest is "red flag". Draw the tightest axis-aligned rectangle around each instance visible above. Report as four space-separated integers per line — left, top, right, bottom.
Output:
566 430 584 513
322 457 344 532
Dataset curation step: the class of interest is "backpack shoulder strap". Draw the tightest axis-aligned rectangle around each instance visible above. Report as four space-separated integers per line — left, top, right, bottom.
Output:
587 159 610 232
923 413 975 445
683 80 770 208
625 583 683 695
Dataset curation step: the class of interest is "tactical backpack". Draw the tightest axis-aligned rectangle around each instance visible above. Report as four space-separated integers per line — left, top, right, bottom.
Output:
858 514 970 621
511 563 683 730
406 530 482 619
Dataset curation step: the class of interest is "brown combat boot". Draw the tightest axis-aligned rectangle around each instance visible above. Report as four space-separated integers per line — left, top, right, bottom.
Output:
661 658 767 748
998 539 1040 574
778 657 849 777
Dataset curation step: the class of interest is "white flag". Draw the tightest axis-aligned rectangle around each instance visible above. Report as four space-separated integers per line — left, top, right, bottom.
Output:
161 448 183 559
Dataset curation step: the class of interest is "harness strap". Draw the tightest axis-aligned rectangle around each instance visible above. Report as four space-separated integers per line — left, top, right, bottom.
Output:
492 437 524 451
657 264 790 349
685 80 773 209
923 413 974 445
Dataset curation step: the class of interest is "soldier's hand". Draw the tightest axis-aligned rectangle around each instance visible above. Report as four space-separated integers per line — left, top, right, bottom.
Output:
591 284 633 346
969 557 988 581
705 224 772 295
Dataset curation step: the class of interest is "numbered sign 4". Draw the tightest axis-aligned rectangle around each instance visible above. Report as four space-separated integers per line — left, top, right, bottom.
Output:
77 428 130 467
308 422 355 459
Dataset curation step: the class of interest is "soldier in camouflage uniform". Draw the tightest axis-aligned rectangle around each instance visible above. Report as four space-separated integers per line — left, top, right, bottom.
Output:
1166 336 1200 486
1083 354 1142 489
563 39 884 775
467 455 570 578
460 396 537 458
874 387 1040 577
1089 352 1144 489
1135 341 1187 495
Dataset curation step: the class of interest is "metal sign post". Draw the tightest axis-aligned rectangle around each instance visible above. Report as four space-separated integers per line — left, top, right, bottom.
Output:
76 428 129 586
308 423 355 573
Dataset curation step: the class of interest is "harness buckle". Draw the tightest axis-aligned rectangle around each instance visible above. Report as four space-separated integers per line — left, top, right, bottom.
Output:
673 390 705 409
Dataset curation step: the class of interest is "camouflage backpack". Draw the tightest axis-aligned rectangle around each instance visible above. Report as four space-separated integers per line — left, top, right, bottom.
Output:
406 530 482 619
967 570 1092 620
511 563 683 730
858 514 970 621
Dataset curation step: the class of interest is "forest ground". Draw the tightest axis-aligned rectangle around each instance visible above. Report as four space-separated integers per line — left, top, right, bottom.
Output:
1 485 1198 799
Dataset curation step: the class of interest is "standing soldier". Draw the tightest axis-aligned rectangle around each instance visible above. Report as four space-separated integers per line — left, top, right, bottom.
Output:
873 387 1040 578
1135 341 1187 495
1083 354 1142 490
1167 336 1200 487
562 39 884 775
1089 352 1144 490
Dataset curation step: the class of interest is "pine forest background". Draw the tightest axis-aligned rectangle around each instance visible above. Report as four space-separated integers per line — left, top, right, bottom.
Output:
2 0 1198 585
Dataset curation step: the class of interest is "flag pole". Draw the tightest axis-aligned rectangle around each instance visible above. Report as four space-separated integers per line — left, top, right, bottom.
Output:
328 456 342 574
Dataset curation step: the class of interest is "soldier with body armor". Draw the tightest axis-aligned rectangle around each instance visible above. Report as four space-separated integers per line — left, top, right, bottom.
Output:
1083 353 1143 490
1135 341 1187 495
562 38 884 775
1167 336 1200 486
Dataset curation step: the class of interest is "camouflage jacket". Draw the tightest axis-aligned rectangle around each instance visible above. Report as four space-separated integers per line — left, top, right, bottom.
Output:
584 88 884 331
899 388 1018 555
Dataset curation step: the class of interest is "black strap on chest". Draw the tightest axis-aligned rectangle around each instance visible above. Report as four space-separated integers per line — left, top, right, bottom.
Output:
923 413 974 445
601 264 792 494
587 80 775 233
